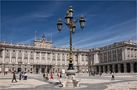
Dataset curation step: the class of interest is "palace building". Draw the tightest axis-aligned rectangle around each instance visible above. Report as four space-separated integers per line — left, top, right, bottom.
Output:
0 34 137 74
89 40 137 74
0 34 89 74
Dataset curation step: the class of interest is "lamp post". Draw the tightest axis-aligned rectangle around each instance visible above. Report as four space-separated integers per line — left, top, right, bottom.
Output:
57 6 85 87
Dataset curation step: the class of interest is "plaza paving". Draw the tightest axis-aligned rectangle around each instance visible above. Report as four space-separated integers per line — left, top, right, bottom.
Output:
0 73 137 90
0 79 48 89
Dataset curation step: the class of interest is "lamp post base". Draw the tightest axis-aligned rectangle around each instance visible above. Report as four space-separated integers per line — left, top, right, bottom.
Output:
62 70 79 88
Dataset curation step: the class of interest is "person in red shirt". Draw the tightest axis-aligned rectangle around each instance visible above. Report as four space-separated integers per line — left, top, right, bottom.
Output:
50 72 53 79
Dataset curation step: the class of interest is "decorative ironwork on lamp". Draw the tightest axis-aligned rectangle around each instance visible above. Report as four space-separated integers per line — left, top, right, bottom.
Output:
56 6 85 70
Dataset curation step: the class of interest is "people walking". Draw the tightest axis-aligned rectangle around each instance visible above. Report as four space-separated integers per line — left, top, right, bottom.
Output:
45 73 49 80
19 72 22 80
12 72 17 83
50 72 53 79
24 72 28 80
59 72 62 79
43 73 45 78
111 72 115 80
57 72 60 79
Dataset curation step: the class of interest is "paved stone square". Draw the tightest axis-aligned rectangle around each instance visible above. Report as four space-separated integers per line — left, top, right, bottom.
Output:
0 73 137 90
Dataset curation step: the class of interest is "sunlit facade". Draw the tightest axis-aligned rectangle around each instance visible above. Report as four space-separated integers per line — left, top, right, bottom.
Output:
89 40 137 74
0 34 137 74
0 34 89 74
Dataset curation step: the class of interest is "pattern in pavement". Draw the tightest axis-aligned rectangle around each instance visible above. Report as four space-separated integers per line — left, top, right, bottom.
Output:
0 73 137 90
104 81 137 90
0 79 48 89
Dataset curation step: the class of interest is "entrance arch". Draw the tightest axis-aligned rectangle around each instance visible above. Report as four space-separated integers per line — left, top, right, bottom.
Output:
101 66 103 73
105 65 107 73
115 64 118 73
120 64 124 73
17 68 22 73
134 62 137 72
109 64 112 73
126 63 130 73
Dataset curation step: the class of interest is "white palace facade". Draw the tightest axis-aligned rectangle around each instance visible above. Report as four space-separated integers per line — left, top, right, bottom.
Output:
0 34 89 74
0 34 137 74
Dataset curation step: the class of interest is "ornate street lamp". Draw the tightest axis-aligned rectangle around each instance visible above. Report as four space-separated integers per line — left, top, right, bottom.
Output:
57 6 85 87
57 6 85 71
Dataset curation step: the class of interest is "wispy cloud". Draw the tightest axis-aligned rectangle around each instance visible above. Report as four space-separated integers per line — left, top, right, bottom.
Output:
54 18 136 48
32 13 53 18
1 1 136 49
72 19 136 48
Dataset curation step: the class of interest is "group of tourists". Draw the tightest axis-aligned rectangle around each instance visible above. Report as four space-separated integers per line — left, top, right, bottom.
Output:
19 72 28 80
43 72 63 80
99 72 115 80
11 71 28 83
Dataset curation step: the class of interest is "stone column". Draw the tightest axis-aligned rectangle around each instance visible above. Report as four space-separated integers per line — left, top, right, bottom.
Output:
34 52 36 64
103 65 105 73
65 54 67 66
9 50 12 64
112 64 115 73
107 65 110 73
45 66 48 73
79 54 82 66
2 50 5 73
99 66 101 73
45 52 47 64
111 50 113 61
130 63 134 73
106 52 108 63
124 48 128 60
50 53 52 65
28 52 30 64
22 50 24 64
124 63 127 73
60 53 62 66
15 50 18 64
39 65 41 74
118 64 121 73
2 49 5 63
55 53 57 65
83 55 86 66
129 48 131 59
40 52 42 64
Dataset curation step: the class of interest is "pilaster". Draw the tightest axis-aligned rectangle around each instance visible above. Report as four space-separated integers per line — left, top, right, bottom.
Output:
15 50 18 64
9 50 12 63
45 52 47 64
40 52 42 64
2 49 5 63
55 53 57 65
34 52 36 64
60 53 62 65
130 63 134 73
118 64 121 73
65 54 67 65
124 63 127 73
50 52 52 65
112 64 115 73
22 50 24 64
28 52 30 64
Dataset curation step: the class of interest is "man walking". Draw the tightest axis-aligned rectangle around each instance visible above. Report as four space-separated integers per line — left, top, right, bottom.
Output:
12 72 17 83
111 72 115 80
19 72 22 80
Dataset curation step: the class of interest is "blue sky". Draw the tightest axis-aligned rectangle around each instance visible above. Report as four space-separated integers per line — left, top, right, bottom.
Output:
0 1 137 49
